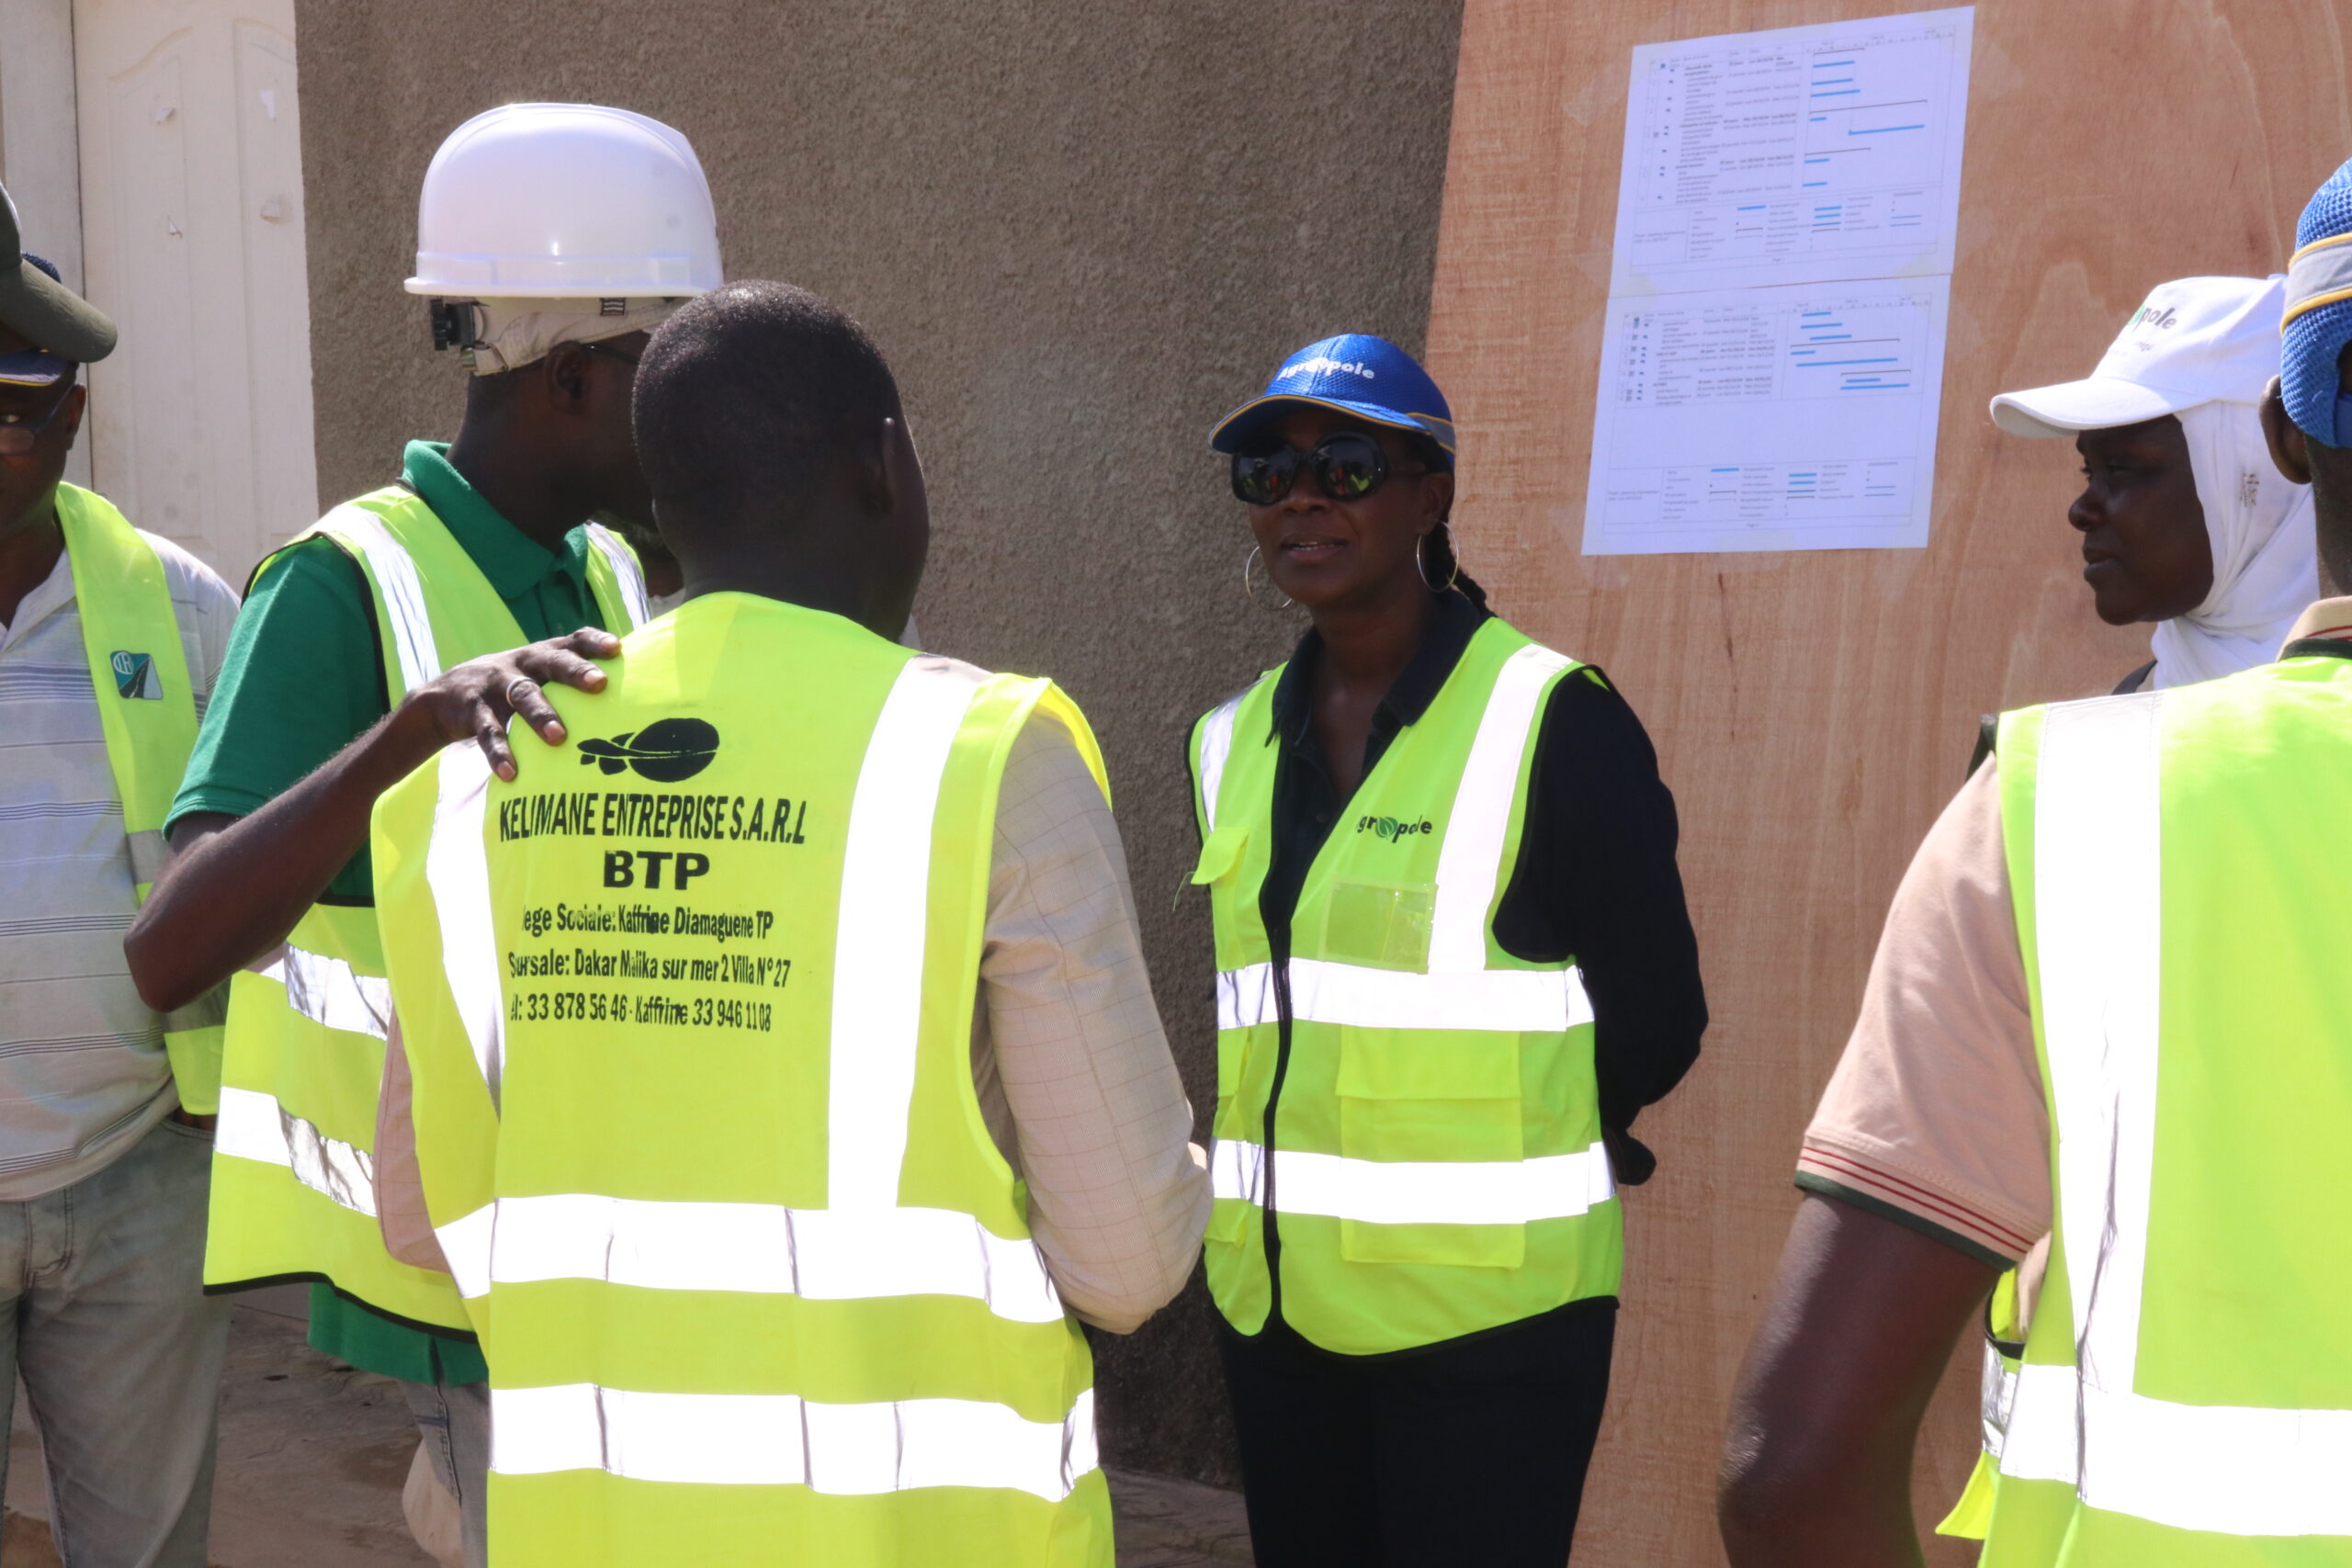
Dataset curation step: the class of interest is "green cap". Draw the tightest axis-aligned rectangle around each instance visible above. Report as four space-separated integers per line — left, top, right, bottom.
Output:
0 181 115 362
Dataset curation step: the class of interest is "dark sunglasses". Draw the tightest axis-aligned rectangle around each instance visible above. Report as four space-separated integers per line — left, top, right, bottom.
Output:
0 382 76 459
1230 431 1427 506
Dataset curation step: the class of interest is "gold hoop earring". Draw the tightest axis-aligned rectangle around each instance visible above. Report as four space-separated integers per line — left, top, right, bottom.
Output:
1418 526 1461 594
1245 545 1295 610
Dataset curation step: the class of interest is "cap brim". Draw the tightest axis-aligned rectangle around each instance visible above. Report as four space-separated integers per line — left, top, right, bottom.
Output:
1209 393 1456 458
0 260 114 362
0 350 70 387
1988 376 2200 438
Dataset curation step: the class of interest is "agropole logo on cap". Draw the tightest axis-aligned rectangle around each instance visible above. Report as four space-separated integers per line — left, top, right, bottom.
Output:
579 717 720 783
1277 355 1380 383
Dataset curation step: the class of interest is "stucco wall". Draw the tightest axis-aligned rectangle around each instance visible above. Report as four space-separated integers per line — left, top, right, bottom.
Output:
294 0 1464 1483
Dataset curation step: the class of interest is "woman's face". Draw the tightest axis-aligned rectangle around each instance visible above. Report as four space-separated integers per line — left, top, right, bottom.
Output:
1241 408 1453 614
2069 415 2214 625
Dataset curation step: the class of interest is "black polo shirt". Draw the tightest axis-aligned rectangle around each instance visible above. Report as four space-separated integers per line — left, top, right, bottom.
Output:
1241 588 1705 1144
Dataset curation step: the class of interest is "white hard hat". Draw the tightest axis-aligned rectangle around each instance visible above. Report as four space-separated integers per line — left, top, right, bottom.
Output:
405 103 721 299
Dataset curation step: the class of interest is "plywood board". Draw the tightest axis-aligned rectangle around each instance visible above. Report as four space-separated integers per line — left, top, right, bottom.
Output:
1425 3 2352 1561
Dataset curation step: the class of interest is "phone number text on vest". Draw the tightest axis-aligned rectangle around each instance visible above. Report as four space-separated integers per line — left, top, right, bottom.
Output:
495 783 808 1034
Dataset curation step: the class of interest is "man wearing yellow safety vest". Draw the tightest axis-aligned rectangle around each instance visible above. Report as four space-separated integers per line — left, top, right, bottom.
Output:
368 279 1205 1566
1721 158 2352 1565
127 104 714 1567
0 180 238 1567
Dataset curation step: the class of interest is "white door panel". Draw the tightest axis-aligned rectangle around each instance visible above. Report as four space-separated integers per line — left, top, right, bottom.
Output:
74 0 317 580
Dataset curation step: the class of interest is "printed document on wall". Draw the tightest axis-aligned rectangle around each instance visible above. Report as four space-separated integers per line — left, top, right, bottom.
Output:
1584 7 1973 556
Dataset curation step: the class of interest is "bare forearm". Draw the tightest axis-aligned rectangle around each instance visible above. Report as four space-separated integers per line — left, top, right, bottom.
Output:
1718 1195 1996 1567
127 706 440 1010
126 628 621 1014
1719 1426 1928 1568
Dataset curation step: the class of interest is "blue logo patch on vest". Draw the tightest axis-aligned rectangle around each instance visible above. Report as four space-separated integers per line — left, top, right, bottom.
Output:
110 650 158 700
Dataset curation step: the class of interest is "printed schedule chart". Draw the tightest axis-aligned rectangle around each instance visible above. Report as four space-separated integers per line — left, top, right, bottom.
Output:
1588 7 1973 554
1594 283 1945 547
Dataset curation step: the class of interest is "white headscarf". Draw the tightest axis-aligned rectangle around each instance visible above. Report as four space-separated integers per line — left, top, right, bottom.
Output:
2145 399 2318 689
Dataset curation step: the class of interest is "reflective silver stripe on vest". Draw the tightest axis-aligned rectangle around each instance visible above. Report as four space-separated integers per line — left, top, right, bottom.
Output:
1430 644 1569 969
1998 690 2352 1537
1217 957 1593 1033
582 523 650 629
249 943 393 1040
828 660 984 1210
492 1384 1096 1501
1195 691 1245 834
427 745 506 1109
1979 1342 2018 1457
215 1084 379 1217
322 506 441 694
433 1195 1064 1323
1210 1137 1612 1225
127 827 169 886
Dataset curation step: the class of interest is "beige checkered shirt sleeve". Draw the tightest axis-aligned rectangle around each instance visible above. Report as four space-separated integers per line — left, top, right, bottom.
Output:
969 707 1208 1334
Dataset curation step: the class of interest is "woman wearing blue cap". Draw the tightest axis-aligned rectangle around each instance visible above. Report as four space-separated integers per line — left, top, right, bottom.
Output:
1185 334 1706 1564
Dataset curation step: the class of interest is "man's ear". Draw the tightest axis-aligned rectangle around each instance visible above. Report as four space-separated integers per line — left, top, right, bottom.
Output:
2263 375 2314 486
541 342 594 415
59 383 87 450
854 416 908 514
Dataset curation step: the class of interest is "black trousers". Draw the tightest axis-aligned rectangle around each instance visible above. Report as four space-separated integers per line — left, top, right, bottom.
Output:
1216 1299 1617 1568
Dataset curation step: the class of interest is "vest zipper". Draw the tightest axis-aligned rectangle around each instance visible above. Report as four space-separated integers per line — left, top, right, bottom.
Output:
1261 923 1295 1331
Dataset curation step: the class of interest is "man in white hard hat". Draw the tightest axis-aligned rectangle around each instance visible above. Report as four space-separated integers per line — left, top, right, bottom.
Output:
127 103 719 1568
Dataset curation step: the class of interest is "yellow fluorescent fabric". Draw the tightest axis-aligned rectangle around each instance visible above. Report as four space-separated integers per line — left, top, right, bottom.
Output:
54 484 224 1108
1981 661 2352 1564
1188 616 1620 1356
373 594 1109 1567
205 486 647 1332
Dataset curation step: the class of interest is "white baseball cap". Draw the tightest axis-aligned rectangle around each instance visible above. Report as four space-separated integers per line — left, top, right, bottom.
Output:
1989 275 2287 438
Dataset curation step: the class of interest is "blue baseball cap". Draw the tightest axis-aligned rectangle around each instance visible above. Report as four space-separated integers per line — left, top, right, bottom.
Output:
2281 159 2352 445
1209 333 1456 467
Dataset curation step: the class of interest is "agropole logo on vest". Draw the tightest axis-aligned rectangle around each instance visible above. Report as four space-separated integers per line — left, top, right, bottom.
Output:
1356 813 1434 842
578 717 721 782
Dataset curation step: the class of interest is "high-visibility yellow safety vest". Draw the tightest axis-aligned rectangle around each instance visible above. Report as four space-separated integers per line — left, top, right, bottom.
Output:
1979 655 2352 1563
205 484 646 1333
54 483 227 1109
370 593 1111 1567
1187 615 1621 1356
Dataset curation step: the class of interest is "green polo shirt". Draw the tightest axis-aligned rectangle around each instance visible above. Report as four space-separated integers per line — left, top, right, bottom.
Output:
171 440 617 1385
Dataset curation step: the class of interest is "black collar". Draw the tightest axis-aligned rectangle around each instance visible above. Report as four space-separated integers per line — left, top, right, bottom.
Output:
2281 637 2352 661
1266 588 1489 748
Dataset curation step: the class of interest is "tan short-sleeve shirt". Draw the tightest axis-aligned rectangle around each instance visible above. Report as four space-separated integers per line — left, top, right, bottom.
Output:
1799 599 2352 1266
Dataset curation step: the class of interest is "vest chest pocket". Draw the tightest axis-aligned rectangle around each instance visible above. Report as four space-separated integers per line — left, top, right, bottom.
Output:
1191 825 1249 888
1335 1025 1525 1269
1317 880 1435 970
